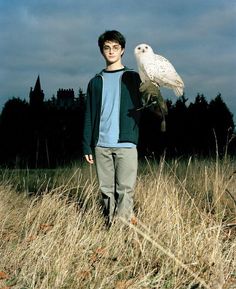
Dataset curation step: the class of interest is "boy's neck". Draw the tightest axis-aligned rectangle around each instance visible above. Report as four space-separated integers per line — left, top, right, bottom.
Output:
105 62 124 71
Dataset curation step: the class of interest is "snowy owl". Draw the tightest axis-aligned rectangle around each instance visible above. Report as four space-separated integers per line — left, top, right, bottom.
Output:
134 43 184 96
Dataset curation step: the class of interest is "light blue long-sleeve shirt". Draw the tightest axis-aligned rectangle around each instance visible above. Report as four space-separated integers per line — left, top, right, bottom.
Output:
97 69 135 148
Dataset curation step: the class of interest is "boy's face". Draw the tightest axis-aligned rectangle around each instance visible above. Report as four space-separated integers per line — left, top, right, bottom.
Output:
102 40 125 65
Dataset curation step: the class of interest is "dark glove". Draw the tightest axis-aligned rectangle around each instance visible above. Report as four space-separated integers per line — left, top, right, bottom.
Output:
139 81 168 132
139 81 160 101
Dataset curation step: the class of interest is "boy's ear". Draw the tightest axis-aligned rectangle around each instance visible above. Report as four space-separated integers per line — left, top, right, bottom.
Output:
121 48 125 56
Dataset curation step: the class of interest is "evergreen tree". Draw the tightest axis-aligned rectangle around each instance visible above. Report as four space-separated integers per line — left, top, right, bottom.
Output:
188 94 210 154
0 98 30 166
166 95 189 155
208 94 234 155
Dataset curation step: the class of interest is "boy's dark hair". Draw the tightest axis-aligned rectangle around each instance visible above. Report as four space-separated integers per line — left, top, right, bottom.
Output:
98 30 126 53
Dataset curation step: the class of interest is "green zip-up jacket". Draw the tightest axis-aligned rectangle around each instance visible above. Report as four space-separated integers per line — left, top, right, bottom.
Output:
82 67 142 155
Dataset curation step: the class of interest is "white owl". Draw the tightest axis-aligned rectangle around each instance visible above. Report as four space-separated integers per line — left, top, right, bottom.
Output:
134 43 184 96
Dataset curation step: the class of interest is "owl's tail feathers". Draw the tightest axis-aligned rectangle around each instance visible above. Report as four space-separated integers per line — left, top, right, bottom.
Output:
174 86 184 97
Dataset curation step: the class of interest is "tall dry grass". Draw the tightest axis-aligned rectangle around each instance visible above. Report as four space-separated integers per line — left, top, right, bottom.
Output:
0 157 235 289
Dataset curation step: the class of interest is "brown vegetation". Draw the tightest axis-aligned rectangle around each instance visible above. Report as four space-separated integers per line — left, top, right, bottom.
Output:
0 157 235 289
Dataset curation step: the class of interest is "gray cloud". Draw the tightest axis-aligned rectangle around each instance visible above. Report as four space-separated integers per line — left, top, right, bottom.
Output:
0 0 235 120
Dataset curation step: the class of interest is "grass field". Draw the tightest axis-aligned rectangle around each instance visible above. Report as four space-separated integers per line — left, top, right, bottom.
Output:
0 156 235 289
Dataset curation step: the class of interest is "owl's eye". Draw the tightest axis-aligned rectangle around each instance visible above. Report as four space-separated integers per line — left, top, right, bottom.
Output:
145 46 148 49
138 47 141 50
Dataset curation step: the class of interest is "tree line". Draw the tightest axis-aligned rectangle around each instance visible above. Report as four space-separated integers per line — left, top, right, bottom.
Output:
0 92 235 168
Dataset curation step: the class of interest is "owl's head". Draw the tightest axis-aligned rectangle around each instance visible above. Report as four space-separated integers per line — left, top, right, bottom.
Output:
134 43 154 57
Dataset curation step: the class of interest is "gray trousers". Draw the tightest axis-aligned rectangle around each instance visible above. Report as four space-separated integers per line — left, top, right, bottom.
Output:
95 146 137 224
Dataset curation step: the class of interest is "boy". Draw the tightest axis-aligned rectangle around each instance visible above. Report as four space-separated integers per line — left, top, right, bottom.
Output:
82 30 143 226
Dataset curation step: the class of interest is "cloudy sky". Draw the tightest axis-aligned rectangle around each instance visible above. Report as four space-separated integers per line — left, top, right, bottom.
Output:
1 0 235 119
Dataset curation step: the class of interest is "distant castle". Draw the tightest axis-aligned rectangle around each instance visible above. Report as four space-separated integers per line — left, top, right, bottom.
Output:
29 75 85 108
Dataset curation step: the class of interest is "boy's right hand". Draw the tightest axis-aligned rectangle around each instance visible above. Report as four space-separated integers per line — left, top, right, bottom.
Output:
85 154 94 164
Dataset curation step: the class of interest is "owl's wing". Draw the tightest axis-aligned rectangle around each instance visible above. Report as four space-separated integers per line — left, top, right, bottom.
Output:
153 54 184 88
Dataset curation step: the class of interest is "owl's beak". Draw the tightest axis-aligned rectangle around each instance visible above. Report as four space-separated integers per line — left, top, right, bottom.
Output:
142 49 145 53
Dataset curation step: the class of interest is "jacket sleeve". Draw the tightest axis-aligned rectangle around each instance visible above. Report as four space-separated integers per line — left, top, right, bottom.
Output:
82 81 93 155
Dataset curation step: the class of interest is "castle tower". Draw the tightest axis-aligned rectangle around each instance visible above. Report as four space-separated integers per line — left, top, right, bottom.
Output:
29 75 44 106
57 88 75 108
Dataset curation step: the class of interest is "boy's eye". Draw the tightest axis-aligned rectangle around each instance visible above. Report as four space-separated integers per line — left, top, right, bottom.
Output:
103 45 121 52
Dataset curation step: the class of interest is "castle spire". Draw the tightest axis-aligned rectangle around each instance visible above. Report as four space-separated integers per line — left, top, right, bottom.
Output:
29 75 44 106
34 75 42 92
